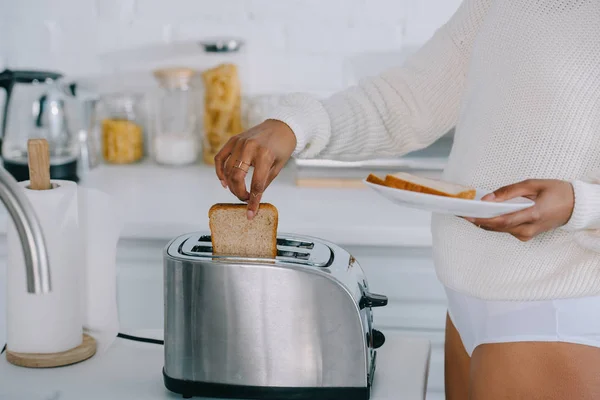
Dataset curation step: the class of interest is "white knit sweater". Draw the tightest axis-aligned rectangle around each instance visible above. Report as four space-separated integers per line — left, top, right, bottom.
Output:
267 0 600 300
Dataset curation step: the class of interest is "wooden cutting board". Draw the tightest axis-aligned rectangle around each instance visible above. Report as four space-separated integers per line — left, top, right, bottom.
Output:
295 178 368 189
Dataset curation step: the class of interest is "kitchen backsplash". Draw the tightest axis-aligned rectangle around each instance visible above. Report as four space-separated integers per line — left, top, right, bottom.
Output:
1 0 462 96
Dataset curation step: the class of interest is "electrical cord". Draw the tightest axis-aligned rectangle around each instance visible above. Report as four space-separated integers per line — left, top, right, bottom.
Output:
117 332 164 345
0 333 163 356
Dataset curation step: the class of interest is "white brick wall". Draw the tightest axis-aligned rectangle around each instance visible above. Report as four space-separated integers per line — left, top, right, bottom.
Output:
1 0 462 96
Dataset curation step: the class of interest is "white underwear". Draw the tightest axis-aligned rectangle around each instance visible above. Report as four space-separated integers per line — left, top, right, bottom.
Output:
445 287 600 357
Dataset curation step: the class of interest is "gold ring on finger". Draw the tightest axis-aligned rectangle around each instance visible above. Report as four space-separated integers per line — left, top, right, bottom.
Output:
234 164 249 173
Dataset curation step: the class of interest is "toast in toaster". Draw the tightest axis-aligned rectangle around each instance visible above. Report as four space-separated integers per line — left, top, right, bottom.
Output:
208 203 278 258
378 172 476 199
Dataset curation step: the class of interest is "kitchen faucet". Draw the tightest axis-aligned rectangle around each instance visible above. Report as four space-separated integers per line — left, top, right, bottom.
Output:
0 166 51 293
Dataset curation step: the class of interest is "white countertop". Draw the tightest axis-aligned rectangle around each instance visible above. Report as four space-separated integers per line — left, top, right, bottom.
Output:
0 161 432 247
0 332 431 400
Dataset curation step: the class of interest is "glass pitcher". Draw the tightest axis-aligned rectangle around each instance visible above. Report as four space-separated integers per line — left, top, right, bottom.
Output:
0 69 81 182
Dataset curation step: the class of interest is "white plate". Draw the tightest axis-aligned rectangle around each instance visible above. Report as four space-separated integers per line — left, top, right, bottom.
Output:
364 179 535 218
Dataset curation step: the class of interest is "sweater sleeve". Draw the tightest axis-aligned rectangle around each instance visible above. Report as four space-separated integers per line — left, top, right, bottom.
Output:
561 174 600 253
266 0 492 161
562 180 600 231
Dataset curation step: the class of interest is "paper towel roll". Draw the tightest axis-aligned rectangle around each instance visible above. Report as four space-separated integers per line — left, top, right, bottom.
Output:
6 180 83 354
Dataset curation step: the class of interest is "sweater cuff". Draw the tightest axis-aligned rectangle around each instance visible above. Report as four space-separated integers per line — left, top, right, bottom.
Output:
562 180 600 231
264 93 331 159
573 230 600 253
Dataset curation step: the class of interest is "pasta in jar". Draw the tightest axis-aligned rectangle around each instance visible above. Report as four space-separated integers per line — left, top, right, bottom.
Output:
201 63 244 165
102 118 144 164
99 93 145 164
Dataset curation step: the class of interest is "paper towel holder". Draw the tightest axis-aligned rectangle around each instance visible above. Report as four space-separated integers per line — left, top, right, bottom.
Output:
27 139 52 190
0 141 52 293
4 139 97 368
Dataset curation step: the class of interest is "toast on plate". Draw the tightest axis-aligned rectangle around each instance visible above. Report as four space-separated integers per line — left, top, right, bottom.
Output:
208 203 278 258
366 173 387 186
368 171 476 200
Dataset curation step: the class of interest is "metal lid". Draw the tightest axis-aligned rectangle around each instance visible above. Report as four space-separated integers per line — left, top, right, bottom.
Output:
198 37 244 53
170 233 334 268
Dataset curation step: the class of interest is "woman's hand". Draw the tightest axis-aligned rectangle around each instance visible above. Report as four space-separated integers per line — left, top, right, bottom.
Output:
214 119 297 219
465 179 575 242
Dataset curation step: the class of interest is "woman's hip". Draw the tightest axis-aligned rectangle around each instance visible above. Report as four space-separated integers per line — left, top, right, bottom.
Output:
445 285 600 357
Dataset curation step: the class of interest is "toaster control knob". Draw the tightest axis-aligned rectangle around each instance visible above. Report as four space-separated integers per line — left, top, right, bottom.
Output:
360 291 388 309
372 329 386 349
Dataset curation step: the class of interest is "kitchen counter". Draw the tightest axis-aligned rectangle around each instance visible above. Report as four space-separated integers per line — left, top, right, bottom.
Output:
0 161 445 398
34 161 431 247
0 332 431 400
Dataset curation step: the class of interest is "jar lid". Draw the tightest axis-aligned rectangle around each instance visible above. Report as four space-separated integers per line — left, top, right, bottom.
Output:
153 67 197 89
101 92 142 106
100 92 143 117
199 37 244 53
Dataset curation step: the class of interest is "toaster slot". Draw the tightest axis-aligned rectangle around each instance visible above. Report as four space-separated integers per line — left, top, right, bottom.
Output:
277 250 310 260
177 234 334 268
190 245 211 253
277 238 314 249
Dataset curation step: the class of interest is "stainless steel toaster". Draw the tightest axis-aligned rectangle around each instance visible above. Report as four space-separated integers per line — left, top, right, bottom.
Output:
162 232 388 400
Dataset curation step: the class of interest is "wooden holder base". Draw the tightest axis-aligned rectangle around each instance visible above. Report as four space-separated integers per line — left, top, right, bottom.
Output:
5 334 97 368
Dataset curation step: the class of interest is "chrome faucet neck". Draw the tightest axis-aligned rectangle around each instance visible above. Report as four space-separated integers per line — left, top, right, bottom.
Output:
0 166 51 293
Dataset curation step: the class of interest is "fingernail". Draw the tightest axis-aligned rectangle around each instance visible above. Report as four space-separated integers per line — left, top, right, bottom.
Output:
482 193 496 201
465 217 475 223
220 180 227 188
247 210 255 220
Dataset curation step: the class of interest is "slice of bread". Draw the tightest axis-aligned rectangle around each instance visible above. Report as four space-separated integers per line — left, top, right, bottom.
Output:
366 173 386 186
383 171 476 200
208 203 278 258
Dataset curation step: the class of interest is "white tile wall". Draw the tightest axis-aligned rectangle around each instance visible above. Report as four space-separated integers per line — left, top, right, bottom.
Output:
1 0 462 95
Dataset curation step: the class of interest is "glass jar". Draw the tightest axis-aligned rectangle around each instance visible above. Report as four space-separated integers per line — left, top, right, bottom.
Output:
152 67 200 166
197 38 247 165
99 93 145 164
201 62 244 165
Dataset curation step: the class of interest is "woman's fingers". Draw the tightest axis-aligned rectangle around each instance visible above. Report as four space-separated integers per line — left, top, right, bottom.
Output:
265 160 286 189
214 137 237 188
246 160 285 219
510 224 539 242
214 120 297 207
224 139 252 201
246 148 276 220
221 138 283 212
469 206 541 232
482 179 543 202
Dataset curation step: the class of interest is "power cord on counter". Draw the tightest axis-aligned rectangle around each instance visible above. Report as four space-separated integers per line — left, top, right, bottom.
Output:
0 333 163 356
117 332 164 345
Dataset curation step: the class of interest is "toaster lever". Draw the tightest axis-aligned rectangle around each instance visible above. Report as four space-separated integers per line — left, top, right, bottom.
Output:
359 291 388 309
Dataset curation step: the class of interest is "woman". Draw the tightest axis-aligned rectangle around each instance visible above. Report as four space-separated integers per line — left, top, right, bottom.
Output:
214 0 600 398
